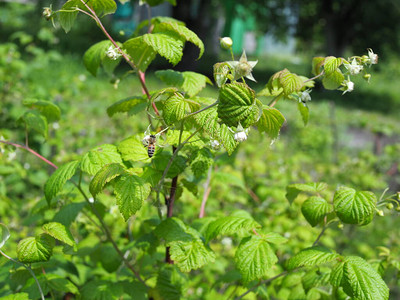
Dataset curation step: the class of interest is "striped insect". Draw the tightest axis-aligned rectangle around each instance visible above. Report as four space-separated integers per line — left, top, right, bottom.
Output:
142 126 168 158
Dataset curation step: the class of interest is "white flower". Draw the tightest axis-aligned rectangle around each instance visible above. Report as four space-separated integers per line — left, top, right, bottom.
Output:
341 79 354 95
210 139 220 149
300 89 312 103
367 48 378 65
88 197 95 203
344 59 363 75
227 50 258 82
234 131 247 142
106 46 121 60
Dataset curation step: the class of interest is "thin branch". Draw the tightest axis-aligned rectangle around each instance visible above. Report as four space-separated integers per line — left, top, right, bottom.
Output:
184 101 218 118
155 128 201 217
303 71 325 83
0 250 45 300
0 140 58 169
268 92 283 107
199 166 212 218
74 183 146 285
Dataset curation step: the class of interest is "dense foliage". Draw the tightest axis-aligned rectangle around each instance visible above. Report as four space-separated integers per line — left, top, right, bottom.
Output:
0 1 399 300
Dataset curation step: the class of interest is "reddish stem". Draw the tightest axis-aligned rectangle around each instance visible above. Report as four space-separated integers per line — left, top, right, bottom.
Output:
0 140 58 169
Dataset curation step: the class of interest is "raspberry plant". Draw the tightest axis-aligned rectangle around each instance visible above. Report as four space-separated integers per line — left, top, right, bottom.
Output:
0 0 397 299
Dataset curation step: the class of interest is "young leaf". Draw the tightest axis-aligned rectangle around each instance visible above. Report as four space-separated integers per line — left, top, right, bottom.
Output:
155 70 212 97
286 246 340 270
80 144 123 176
0 223 10 249
22 99 61 122
235 235 278 283
263 232 288 245
257 107 285 140
286 182 328 205
323 56 343 74
114 173 151 221
44 160 80 204
301 196 331 227
280 69 303 96
19 110 48 138
123 37 156 72
297 102 309 126
143 33 183 65
322 69 344 90
17 234 55 263
205 216 261 242
42 222 76 247
311 57 325 76
118 135 150 163
89 163 125 197
213 62 231 87
341 256 389 300
153 21 204 59
333 187 376 225
83 40 121 76
169 238 216 272
217 82 256 127
107 96 147 117
163 93 191 125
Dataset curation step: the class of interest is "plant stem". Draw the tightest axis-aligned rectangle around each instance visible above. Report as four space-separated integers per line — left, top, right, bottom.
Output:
0 140 58 169
268 92 283 107
199 166 212 218
184 101 218 118
303 71 325 83
0 250 45 300
78 0 160 116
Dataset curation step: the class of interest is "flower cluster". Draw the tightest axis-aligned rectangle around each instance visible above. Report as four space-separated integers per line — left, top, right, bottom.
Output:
106 46 122 60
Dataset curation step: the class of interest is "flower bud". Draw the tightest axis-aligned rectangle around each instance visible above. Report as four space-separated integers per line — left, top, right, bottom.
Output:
386 203 394 210
234 131 247 142
367 48 378 64
396 206 400 212
338 223 344 229
220 37 233 50
377 209 384 217
42 7 53 20
363 73 371 83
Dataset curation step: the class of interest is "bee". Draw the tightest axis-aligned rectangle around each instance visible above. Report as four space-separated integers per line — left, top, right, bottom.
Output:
142 126 168 158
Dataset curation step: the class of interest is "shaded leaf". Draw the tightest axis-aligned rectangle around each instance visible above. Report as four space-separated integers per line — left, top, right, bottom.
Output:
286 182 328 205
22 99 60 122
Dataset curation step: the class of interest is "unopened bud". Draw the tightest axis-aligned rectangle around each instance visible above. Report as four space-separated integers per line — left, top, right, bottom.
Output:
42 7 53 20
338 223 344 229
386 203 394 210
363 74 371 82
377 210 384 217
220 37 233 50
395 206 400 212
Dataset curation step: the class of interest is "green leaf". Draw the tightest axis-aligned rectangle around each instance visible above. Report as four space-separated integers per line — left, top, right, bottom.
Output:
301 196 331 227
286 182 328 205
83 40 121 76
17 234 55 263
118 135 150 162
297 101 309 126
123 36 156 72
0 223 10 249
0 293 30 300
19 110 48 138
333 187 376 225
163 93 191 125
340 256 389 300
58 1 78 33
190 148 213 178
144 33 183 65
323 56 343 74
280 69 303 96
235 235 278 283
154 218 215 272
44 160 80 204
22 99 61 122
156 267 186 300
155 70 212 97
311 57 325 76
107 96 147 117
205 216 261 242
286 246 340 270
217 82 257 127
263 232 288 245
257 106 285 140
53 202 87 227
152 152 187 178
169 238 216 272
213 62 231 88
45 273 79 294
302 269 330 293
80 144 123 176
193 107 238 155
153 21 204 59
89 163 125 197
42 222 76 247
322 69 344 90
81 280 124 300
330 261 345 287
114 173 151 221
